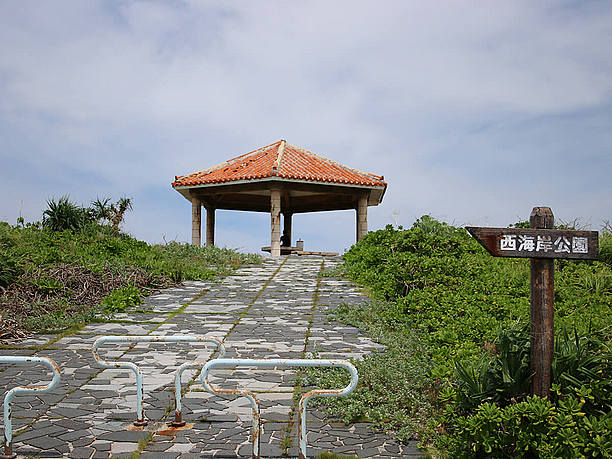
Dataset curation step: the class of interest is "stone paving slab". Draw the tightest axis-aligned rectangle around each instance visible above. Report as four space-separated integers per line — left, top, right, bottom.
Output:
1 256 421 458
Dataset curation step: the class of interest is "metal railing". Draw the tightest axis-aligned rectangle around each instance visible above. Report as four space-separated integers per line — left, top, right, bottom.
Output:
92 335 225 426
171 358 228 427
201 358 358 459
0 356 61 459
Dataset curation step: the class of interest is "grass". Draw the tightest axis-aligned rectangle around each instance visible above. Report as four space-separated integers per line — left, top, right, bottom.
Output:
0 220 261 337
306 312 438 443
119 431 155 459
316 453 359 459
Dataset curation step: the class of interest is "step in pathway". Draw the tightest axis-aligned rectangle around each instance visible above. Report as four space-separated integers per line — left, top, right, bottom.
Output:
0 256 422 458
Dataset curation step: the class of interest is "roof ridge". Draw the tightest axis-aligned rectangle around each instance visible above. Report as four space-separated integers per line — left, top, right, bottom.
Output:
175 140 282 181
286 142 384 181
272 139 286 172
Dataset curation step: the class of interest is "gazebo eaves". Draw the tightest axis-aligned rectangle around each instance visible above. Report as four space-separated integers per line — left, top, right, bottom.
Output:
173 176 386 192
174 176 386 206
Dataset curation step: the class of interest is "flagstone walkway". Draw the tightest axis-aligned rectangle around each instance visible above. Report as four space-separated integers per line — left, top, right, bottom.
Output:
1 256 421 458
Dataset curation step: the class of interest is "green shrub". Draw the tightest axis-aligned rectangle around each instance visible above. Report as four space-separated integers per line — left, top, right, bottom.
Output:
454 324 532 412
0 251 21 288
327 216 612 452
42 196 91 231
342 217 479 301
453 323 611 407
598 232 612 267
552 327 612 415
34 277 64 294
441 396 611 458
101 286 143 313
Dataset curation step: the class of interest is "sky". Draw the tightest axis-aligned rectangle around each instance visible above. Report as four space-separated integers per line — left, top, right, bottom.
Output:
1 1 611 254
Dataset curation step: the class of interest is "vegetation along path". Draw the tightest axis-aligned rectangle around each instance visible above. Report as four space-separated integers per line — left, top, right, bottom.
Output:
0 255 421 458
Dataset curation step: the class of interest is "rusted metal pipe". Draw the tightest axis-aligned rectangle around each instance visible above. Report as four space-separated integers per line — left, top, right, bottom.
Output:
92 335 224 426
171 341 226 427
201 358 358 459
0 356 61 459
296 370 358 459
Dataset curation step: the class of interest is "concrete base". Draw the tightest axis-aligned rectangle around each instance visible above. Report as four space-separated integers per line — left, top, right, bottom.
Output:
261 247 339 257
261 246 303 255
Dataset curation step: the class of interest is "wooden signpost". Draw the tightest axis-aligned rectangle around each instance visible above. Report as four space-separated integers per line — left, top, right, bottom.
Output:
466 207 599 398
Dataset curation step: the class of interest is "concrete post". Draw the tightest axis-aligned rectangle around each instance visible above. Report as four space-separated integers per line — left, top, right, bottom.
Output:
270 189 282 257
191 199 201 247
283 212 292 246
205 205 215 247
356 194 368 242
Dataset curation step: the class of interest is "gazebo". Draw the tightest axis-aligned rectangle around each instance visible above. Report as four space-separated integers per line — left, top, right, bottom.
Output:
172 140 387 256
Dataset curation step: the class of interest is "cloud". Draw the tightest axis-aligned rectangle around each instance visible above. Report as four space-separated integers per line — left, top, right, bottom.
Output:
1 1 611 252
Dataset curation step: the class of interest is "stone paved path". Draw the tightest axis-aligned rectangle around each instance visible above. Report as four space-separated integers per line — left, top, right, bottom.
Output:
0 256 421 458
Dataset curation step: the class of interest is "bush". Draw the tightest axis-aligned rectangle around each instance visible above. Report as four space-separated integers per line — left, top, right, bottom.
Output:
441 397 611 458
599 232 612 267
552 327 612 416
454 324 532 412
101 286 143 313
34 277 64 294
325 216 612 453
453 323 611 406
342 217 478 301
42 196 91 231
0 251 21 288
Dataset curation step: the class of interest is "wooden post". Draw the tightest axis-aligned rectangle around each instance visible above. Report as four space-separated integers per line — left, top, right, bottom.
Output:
356 194 368 242
529 206 555 399
467 209 598 399
205 205 215 247
283 212 292 246
191 199 201 247
270 189 282 257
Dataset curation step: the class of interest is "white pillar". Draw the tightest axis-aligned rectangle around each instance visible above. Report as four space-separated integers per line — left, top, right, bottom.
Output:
205 205 215 247
356 194 368 242
270 189 282 256
191 199 201 247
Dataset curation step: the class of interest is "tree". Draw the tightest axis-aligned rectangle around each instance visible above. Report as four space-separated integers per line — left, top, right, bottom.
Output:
109 197 133 231
88 197 133 231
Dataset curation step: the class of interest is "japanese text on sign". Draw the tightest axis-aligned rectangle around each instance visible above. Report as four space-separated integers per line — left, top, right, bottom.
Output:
465 226 598 260
500 234 588 254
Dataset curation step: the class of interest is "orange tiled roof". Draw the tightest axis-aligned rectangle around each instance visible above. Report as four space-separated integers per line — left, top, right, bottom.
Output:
172 140 387 188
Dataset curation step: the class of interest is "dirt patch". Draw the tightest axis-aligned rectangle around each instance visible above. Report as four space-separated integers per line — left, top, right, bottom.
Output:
0 263 174 341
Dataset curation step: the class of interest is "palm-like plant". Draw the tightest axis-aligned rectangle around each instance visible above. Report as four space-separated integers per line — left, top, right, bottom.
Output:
87 196 133 231
43 196 133 233
90 197 112 222
43 196 90 231
109 197 133 231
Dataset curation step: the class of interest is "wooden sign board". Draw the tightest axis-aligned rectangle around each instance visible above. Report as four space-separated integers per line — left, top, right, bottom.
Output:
466 227 599 260
467 208 600 399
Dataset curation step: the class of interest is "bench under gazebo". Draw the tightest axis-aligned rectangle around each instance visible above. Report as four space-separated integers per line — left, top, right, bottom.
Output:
172 140 387 256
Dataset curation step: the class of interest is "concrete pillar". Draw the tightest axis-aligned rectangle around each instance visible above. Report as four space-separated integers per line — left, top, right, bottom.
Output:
283 212 292 246
205 205 215 247
270 189 282 257
191 199 201 247
356 194 368 242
